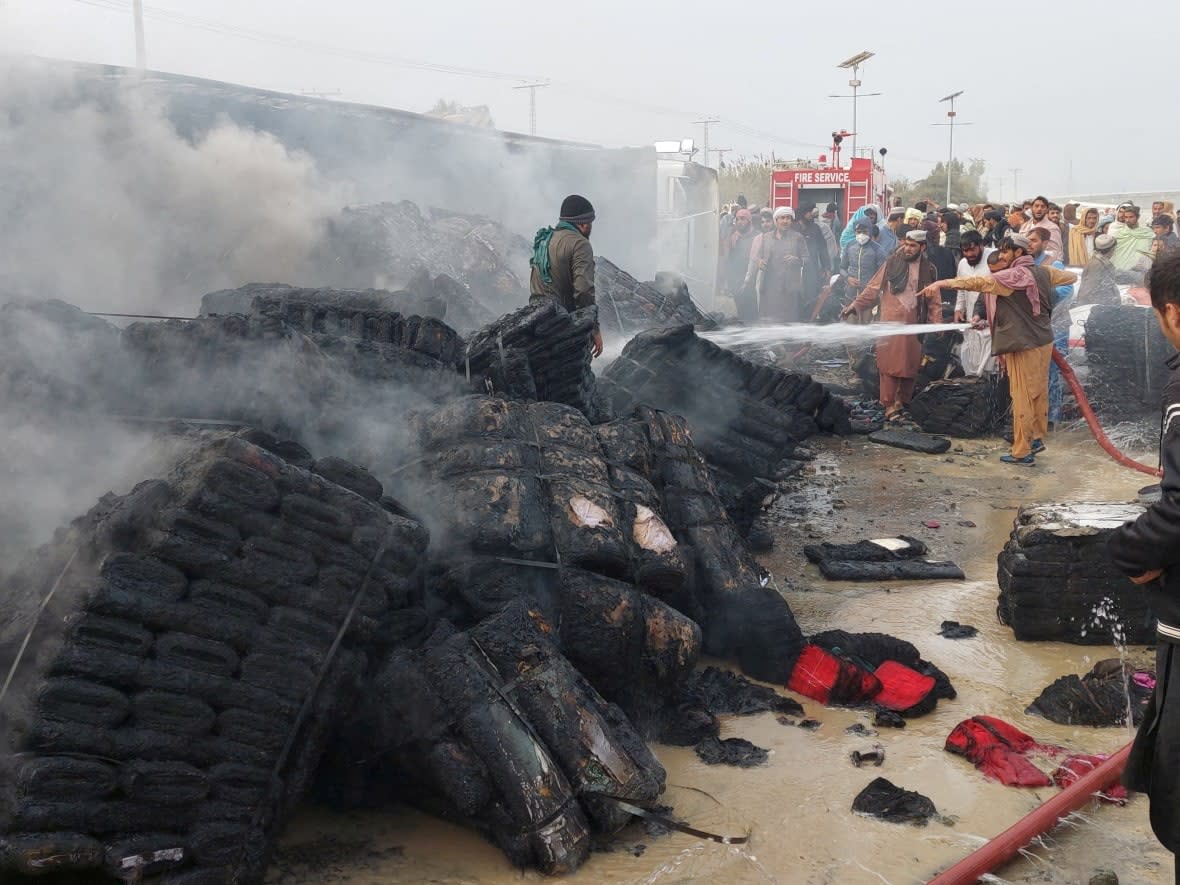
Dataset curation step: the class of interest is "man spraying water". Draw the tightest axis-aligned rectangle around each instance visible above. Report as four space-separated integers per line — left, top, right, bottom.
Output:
840 230 943 424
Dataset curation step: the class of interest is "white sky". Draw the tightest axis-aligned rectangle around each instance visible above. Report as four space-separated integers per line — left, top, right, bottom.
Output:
2 0 1175 198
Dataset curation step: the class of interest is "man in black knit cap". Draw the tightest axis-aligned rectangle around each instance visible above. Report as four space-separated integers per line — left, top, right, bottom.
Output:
530 194 603 356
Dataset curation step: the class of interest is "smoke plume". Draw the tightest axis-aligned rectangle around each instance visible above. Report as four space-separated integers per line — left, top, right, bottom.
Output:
0 56 348 315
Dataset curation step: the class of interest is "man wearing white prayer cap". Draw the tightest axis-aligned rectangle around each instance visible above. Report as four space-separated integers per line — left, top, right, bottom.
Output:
840 229 943 421
744 205 807 321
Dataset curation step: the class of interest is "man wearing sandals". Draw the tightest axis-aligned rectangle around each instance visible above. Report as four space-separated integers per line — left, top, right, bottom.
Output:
841 230 943 423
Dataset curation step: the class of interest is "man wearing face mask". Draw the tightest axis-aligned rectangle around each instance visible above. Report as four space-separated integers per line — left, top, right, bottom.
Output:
840 222 886 307
530 194 603 357
746 206 807 322
841 231 942 421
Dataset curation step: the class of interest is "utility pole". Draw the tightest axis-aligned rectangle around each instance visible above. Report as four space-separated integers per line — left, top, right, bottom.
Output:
1010 168 1022 202
132 0 146 71
692 118 720 168
712 148 732 168
513 81 549 136
931 91 971 206
832 51 880 159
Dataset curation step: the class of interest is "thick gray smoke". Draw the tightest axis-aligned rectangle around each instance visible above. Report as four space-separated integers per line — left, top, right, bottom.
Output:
0 56 348 314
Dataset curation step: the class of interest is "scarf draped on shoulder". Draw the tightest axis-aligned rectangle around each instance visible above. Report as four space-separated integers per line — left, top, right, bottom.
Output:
530 221 581 283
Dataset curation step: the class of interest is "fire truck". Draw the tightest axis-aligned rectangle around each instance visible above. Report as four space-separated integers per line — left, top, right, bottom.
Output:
770 131 890 223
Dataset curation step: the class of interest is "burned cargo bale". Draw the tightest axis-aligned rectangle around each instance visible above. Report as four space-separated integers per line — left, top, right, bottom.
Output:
557 568 701 730
601 324 847 530
594 257 717 340
203 283 466 366
908 375 1011 437
401 397 701 724
202 277 494 337
0 431 428 884
1084 304 1175 421
636 407 805 683
1027 659 1153 727
116 309 462 467
313 201 532 321
318 602 667 875
463 301 598 415
997 502 1155 645
408 396 628 573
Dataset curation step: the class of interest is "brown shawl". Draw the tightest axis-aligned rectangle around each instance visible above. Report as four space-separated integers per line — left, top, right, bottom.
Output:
883 250 938 321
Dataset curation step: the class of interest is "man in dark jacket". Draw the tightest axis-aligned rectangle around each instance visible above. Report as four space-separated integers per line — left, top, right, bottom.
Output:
1108 251 1180 881
530 194 603 356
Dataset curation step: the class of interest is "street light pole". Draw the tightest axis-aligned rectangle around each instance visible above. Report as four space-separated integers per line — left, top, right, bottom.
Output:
834 51 878 158
931 91 972 207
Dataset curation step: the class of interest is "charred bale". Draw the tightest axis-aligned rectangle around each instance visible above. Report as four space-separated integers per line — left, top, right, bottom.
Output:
601 324 848 530
637 407 805 682
312 201 532 320
908 375 1011 437
1084 305 1175 421
0 431 428 884
463 301 598 415
594 258 717 340
997 502 1155 645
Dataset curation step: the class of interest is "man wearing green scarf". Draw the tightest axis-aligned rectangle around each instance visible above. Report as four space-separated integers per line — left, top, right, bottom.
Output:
1110 204 1156 274
530 194 603 357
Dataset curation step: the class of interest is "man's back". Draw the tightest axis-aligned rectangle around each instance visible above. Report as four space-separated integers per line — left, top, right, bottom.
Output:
530 227 596 313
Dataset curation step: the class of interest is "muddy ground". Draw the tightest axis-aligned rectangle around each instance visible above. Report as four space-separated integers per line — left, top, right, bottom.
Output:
268 428 1170 885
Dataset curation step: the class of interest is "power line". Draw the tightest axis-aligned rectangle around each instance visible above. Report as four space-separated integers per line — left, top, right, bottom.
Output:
62 0 867 158
69 0 538 82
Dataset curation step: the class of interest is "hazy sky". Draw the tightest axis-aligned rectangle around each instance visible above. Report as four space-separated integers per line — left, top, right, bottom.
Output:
2 0 1175 199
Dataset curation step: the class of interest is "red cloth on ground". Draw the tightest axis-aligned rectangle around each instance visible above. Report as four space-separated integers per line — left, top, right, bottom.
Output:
787 644 882 706
873 660 936 713
1052 754 1129 805
945 716 1065 787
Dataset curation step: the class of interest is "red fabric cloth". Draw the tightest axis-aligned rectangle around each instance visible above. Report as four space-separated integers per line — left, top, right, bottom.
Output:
945 716 1065 787
787 644 882 706
873 660 936 713
1052 754 1129 805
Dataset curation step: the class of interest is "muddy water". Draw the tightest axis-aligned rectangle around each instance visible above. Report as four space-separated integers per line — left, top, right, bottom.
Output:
270 429 1172 885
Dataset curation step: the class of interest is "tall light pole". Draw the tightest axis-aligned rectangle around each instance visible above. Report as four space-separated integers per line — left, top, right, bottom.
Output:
513 81 549 136
132 0 146 71
832 51 879 159
931 91 972 206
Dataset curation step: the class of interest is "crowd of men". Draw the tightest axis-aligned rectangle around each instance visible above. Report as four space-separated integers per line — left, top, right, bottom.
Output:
717 193 1180 465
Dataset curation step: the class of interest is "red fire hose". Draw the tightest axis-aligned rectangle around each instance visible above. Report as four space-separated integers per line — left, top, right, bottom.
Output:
1052 348 1162 479
926 742 1133 885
